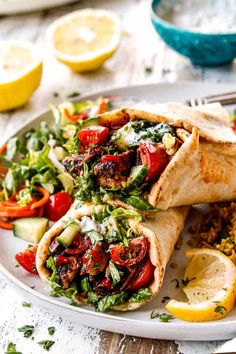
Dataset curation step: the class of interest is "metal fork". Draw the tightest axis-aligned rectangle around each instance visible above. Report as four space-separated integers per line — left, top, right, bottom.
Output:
187 91 236 107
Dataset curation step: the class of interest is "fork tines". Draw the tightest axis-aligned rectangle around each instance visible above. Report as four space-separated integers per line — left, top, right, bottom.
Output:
187 91 236 107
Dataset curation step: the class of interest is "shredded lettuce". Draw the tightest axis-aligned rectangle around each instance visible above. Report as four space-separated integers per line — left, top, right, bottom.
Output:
96 291 128 312
16 187 32 206
129 288 152 303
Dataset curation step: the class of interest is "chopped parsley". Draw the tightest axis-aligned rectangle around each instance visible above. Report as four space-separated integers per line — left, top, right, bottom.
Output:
67 92 80 99
181 277 196 286
129 288 152 303
48 327 56 336
171 278 180 288
17 324 34 338
38 340 55 351
22 301 31 308
53 92 59 97
214 305 227 315
161 296 171 304
5 342 22 354
150 311 174 322
145 66 153 73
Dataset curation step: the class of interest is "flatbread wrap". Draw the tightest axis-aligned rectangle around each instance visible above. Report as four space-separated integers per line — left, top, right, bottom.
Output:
36 203 189 311
62 102 236 210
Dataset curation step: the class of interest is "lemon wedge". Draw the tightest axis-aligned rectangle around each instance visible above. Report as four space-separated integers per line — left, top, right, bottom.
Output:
46 9 121 72
166 248 236 322
0 41 42 112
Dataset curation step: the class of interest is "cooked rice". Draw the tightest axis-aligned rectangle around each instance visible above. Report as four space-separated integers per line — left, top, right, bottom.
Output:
189 202 236 264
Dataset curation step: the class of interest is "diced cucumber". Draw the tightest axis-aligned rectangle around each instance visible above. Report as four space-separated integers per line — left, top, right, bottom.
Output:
80 117 99 129
123 165 148 192
112 122 140 151
13 217 48 244
56 222 80 248
58 173 74 194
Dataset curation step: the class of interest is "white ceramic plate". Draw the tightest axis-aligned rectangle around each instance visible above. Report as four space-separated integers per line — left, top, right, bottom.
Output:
0 0 78 15
1 82 236 341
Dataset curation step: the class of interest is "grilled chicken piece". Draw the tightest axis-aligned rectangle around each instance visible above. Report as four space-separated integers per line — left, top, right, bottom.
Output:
59 256 81 289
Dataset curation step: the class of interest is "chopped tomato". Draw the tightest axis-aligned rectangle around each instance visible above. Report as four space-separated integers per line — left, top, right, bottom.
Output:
64 108 88 122
232 119 236 132
78 126 109 148
138 143 169 181
110 237 148 267
100 151 133 170
15 245 38 274
45 191 73 222
100 154 122 165
81 244 108 276
98 279 112 289
65 234 91 255
128 258 154 291
56 255 69 266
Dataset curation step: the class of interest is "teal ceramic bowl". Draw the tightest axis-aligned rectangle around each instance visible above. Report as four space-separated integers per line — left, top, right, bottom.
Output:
151 0 236 66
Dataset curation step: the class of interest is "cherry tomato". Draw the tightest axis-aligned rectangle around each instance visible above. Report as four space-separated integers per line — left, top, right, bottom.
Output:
110 237 148 267
100 151 133 170
45 191 73 221
65 234 91 255
56 255 69 266
138 143 169 181
78 126 109 148
15 245 38 274
128 258 154 291
81 244 108 276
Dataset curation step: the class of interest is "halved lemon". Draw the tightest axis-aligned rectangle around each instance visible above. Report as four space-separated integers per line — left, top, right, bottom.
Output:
166 248 236 322
0 41 42 112
46 9 121 72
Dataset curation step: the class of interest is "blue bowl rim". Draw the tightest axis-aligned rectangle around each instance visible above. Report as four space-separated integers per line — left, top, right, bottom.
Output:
151 0 236 37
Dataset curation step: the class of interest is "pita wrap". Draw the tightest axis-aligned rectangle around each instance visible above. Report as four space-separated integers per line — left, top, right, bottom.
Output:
98 102 236 210
36 203 189 311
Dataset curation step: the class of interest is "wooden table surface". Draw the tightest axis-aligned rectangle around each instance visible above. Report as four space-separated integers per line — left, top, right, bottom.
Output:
0 0 235 353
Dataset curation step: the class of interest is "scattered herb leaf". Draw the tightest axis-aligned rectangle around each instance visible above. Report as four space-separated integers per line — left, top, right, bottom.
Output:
22 301 31 308
5 342 22 354
38 340 55 351
171 278 180 288
215 305 227 315
17 324 34 338
182 277 196 286
150 311 174 322
53 92 59 97
67 92 80 99
48 327 55 336
161 296 171 304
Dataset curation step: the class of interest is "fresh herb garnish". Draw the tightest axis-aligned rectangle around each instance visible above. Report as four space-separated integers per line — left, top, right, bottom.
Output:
145 66 153 73
17 324 34 338
22 301 31 307
150 311 174 322
5 342 22 354
214 305 227 315
171 278 180 288
48 327 55 336
53 92 59 97
161 296 171 304
38 340 55 351
67 92 80 99
182 277 196 286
